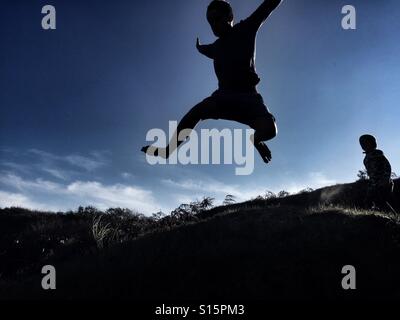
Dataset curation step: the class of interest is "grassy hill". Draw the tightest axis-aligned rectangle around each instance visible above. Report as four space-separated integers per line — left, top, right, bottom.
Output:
0 179 399 301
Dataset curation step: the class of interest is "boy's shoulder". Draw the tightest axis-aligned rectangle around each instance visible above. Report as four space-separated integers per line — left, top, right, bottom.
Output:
364 149 390 167
365 149 385 159
233 18 258 34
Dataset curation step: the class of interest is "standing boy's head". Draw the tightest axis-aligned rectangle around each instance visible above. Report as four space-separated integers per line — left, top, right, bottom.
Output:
207 0 234 37
359 134 377 153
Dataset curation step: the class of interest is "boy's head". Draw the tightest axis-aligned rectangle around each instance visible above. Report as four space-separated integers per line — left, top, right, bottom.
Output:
359 134 377 152
207 0 234 37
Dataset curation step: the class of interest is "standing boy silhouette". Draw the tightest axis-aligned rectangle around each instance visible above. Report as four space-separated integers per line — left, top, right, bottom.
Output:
359 134 394 211
142 0 283 163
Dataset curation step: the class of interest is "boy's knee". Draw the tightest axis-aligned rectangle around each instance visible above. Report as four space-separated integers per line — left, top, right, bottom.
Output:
193 99 218 121
253 117 277 141
186 103 207 122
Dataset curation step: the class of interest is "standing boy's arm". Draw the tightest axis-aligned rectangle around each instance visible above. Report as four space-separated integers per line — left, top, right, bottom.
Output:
366 154 392 182
247 0 283 30
382 156 392 179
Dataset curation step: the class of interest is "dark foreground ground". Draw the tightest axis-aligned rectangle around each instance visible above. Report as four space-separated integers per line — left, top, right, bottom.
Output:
0 179 399 301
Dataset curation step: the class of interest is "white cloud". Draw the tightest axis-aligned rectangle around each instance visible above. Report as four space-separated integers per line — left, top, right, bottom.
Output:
64 155 106 171
0 173 62 193
0 162 30 174
283 172 337 194
0 190 58 211
28 149 56 159
0 149 110 185
161 172 337 206
0 164 338 215
161 178 266 203
28 149 108 172
309 172 337 187
42 168 67 180
66 181 159 213
0 174 163 215
121 172 134 179
1 160 74 181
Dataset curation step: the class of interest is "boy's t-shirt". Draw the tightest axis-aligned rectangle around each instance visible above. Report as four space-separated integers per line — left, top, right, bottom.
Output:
202 17 264 92
364 149 392 186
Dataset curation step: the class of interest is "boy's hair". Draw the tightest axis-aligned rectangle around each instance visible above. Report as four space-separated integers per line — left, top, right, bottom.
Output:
207 0 234 22
359 134 377 149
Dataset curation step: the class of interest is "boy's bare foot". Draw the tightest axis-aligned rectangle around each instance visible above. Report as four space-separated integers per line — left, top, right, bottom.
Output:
141 145 169 159
255 141 272 163
141 145 155 155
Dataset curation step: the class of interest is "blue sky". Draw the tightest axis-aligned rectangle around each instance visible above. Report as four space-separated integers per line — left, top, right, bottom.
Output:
0 0 399 214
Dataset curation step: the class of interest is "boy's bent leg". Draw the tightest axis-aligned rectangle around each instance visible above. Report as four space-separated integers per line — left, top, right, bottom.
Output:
247 114 277 163
142 98 218 158
200 91 278 163
367 182 392 211
382 181 396 213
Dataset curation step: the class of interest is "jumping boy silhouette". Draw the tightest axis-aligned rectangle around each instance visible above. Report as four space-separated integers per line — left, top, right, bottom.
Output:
142 0 283 163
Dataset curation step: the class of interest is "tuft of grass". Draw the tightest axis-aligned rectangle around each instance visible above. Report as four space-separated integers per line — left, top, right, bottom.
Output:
91 215 114 249
307 204 400 222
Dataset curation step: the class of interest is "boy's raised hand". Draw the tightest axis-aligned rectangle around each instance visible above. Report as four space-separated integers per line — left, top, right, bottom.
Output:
196 37 201 51
196 37 215 59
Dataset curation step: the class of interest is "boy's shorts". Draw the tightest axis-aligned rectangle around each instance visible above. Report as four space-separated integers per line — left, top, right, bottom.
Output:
200 89 275 126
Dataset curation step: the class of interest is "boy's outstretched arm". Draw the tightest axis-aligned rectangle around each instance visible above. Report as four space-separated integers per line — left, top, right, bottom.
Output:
196 37 215 59
247 0 283 30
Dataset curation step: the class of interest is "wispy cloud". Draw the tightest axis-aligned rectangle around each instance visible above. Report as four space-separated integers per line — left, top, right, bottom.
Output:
0 149 165 213
42 168 68 180
309 172 336 187
0 162 31 174
66 181 157 212
0 173 61 193
0 190 59 212
161 171 337 205
283 172 337 194
0 173 163 214
64 155 106 171
0 146 338 214
0 148 110 184
121 172 134 179
161 178 266 203
29 149 108 172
